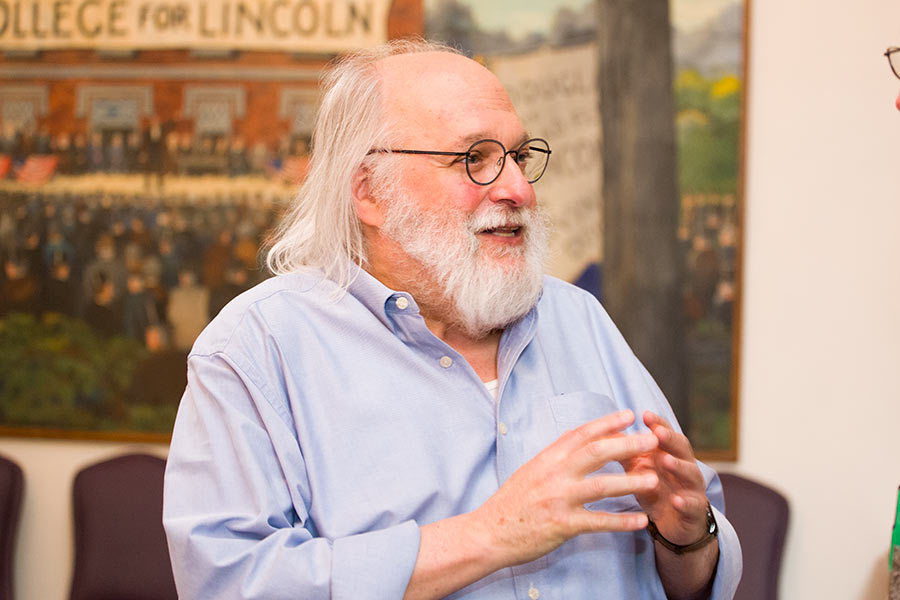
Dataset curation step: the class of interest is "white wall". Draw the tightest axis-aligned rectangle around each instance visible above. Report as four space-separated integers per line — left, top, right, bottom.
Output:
2 0 900 598
733 0 900 598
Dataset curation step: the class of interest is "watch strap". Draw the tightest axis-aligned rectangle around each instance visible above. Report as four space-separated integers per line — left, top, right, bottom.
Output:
646 503 718 555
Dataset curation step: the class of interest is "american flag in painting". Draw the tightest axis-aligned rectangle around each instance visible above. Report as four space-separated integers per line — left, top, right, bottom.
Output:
15 155 58 185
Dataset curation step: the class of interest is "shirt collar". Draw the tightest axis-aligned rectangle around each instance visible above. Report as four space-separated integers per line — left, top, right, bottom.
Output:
345 265 542 347
345 266 418 331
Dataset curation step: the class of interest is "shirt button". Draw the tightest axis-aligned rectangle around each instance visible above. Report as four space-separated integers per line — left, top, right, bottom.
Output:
528 585 540 600
439 356 453 368
498 422 508 435
395 296 409 310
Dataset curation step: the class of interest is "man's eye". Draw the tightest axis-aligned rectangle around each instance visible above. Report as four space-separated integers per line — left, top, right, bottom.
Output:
516 151 531 164
464 152 485 166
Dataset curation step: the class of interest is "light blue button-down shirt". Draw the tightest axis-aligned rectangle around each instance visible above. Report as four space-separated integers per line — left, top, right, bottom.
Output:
163 269 741 599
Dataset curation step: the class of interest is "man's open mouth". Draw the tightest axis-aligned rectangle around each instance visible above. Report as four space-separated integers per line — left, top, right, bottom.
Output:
480 225 522 238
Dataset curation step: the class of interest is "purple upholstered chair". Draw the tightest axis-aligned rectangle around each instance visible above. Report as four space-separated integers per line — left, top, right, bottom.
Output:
720 472 790 600
0 454 24 600
70 454 177 600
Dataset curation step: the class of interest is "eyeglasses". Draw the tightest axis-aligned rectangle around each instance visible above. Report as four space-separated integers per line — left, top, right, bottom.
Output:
369 137 551 186
886 47 900 80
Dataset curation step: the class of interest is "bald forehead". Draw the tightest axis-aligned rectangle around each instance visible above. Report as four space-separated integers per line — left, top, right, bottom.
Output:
377 51 497 84
375 51 521 145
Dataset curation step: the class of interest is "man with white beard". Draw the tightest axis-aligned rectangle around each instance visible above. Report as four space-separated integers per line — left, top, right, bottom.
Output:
163 40 741 600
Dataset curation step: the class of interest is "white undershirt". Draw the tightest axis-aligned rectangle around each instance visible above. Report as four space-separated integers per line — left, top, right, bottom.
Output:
483 379 499 402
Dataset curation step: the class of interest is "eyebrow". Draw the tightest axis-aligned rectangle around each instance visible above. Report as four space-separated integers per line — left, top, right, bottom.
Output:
450 132 532 150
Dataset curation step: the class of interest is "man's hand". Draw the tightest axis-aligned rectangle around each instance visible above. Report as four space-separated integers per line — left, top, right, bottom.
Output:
472 409 660 567
621 411 711 545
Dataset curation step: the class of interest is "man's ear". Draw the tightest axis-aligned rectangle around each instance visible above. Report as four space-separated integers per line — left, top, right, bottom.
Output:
352 166 385 228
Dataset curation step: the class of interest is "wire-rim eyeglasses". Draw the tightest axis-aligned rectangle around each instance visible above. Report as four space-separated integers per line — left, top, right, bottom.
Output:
885 47 900 80
368 137 552 186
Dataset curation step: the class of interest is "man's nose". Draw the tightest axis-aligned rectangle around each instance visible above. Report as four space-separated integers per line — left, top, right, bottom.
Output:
487 158 536 208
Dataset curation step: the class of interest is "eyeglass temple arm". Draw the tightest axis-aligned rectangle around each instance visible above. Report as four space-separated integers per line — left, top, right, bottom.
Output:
367 149 467 157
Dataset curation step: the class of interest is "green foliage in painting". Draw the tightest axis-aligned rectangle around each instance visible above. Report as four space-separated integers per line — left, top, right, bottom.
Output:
0 313 152 431
676 70 741 194
685 316 733 450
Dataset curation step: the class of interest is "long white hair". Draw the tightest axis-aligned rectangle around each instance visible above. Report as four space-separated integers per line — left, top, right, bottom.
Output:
265 38 460 289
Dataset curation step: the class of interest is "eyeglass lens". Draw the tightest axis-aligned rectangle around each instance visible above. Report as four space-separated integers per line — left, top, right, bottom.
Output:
465 139 550 185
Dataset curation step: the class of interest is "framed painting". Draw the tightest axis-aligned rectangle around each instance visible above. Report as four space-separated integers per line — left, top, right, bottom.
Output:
425 0 748 459
0 0 422 441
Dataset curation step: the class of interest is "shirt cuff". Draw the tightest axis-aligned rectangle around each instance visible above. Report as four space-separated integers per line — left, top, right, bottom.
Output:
331 519 421 600
709 504 744 599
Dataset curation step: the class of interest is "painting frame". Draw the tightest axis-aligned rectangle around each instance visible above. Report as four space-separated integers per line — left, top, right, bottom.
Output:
0 0 749 459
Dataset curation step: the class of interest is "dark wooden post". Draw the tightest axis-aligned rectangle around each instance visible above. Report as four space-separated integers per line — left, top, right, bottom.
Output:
596 0 688 429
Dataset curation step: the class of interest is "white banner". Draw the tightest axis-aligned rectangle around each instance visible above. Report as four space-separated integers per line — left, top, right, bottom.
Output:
0 0 391 52
489 43 603 282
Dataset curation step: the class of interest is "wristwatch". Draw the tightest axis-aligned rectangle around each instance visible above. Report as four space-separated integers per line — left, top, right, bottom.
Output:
646 503 718 555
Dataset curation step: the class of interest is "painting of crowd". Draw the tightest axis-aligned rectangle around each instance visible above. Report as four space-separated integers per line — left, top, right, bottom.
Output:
0 187 282 350
0 116 311 187
680 194 738 330
0 105 311 432
675 193 739 450
0 107 309 355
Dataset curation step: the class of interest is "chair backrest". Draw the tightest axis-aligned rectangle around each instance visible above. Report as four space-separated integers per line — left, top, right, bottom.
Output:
720 472 790 600
0 455 24 600
70 453 177 600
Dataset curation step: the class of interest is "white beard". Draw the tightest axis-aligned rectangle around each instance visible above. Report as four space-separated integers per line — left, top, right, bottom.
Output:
380 192 551 339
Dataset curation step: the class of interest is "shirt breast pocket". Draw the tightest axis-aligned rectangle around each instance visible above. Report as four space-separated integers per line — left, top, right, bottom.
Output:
548 390 619 435
547 391 642 513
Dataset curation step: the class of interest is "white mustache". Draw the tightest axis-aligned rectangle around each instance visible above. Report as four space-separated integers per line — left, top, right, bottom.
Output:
467 207 532 234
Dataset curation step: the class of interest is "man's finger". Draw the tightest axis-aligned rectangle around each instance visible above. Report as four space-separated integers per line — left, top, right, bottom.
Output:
646 417 696 461
655 452 706 491
669 492 710 520
571 509 649 535
643 411 673 430
569 432 658 477
556 410 636 453
571 472 658 506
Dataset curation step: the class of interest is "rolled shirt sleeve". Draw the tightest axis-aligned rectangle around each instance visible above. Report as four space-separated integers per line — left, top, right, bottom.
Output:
710 502 742 600
700 465 743 600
